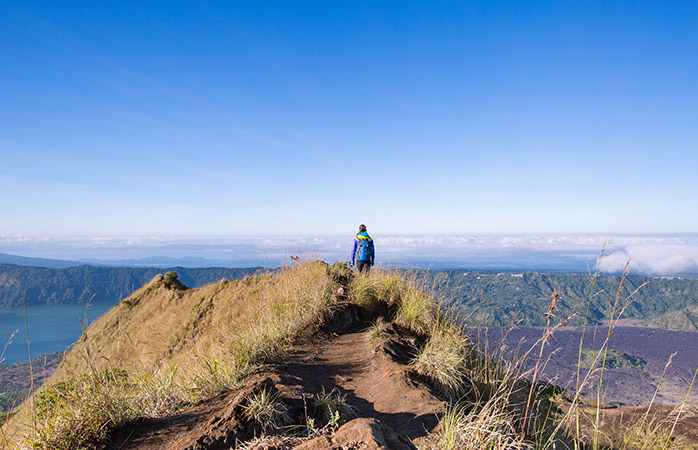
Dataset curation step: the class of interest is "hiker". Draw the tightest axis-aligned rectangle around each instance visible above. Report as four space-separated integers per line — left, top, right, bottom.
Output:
351 224 375 273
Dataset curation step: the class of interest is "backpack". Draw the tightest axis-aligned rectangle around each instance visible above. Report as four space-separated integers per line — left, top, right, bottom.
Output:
357 239 373 262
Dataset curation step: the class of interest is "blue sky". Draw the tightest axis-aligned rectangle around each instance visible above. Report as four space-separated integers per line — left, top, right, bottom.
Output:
1 1 697 237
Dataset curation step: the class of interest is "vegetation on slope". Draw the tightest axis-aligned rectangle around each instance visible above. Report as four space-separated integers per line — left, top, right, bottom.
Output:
1 261 696 449
0 264 261 306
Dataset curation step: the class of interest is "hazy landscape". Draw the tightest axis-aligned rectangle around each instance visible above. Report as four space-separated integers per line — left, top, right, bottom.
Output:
3 1 697 448
2 253 698 417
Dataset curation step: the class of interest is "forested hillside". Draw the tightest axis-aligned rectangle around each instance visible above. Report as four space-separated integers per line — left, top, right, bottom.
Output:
417 270 698 330
0 264 262 306
3 263 698 330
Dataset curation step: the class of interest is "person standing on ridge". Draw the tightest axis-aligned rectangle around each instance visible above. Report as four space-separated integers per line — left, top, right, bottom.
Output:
351 224 375 273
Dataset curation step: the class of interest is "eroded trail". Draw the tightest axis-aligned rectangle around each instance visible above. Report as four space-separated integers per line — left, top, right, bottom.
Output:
105 311 444 450
277 322 444 439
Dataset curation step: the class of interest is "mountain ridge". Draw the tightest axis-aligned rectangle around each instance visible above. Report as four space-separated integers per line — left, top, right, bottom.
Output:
0 263 262 306
2 262 697 449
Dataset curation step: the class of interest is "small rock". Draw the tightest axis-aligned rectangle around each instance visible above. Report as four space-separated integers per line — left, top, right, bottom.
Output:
332 418 416 450
292 436 332 449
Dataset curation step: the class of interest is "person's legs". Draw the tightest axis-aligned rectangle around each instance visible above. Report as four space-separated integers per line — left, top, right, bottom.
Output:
356 261 370 273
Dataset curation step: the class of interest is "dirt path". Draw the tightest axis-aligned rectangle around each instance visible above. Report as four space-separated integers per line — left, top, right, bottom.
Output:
277 322 444 439
105 314 445 449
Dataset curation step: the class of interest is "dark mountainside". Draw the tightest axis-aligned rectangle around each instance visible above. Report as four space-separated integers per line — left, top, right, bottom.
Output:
470 326 698 406
0 264 262 306
416 270 698 330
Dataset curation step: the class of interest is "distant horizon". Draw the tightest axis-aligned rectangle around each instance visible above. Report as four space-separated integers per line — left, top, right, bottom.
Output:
2 233 698 276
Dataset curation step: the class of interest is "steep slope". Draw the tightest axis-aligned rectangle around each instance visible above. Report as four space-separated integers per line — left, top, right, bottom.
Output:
2 262 336 446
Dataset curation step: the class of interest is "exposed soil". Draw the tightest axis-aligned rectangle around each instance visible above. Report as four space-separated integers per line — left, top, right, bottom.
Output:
104 305 445 449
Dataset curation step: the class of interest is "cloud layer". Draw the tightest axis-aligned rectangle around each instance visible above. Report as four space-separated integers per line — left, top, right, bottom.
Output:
1 234 697 275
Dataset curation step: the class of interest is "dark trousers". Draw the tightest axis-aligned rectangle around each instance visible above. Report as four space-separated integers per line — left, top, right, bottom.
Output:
356 261 371 274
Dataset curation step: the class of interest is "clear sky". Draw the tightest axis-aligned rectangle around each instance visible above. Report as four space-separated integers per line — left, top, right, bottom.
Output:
1 1 697 237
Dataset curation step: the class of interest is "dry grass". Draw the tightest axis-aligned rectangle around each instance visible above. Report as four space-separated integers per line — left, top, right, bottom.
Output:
411 322 470 398
420 398 530 450
3 259 695 450
2 261 337 449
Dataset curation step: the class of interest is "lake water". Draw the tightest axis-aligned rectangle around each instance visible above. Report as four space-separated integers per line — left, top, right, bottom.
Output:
0 303 113 365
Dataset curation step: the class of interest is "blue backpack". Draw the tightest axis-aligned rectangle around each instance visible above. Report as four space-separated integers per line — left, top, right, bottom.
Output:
357 239 373 262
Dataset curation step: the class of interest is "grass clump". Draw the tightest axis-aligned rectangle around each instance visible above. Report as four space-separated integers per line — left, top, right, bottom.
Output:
411 323 470 398
350 273 380 312
367 320 390 343
242 388 289 432
348 269 437 335
395 288 437 335
312 387 357 423
188 355 249 399
32 368 133 450
374 272 405 305
423 399 528 450
132 365 183 417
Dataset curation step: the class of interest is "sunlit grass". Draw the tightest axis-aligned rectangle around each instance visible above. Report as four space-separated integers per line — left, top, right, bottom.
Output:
4 258 696 450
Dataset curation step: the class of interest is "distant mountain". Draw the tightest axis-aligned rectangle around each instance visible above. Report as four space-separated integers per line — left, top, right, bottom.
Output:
0 263 263 306
0 253 81 269
0 251 262 269
77 255 263 268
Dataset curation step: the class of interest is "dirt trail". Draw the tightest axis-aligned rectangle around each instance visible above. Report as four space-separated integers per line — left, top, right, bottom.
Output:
105 311 445 449
277 321 444 439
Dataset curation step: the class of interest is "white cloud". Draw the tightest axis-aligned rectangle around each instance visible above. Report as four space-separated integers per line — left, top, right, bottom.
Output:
601 245 698 275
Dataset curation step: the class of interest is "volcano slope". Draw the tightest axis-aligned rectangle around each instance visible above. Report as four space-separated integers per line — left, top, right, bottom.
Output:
3 261 698 449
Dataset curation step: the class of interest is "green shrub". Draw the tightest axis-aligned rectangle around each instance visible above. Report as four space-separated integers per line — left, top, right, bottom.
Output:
328 261 353 285
163 272 187 290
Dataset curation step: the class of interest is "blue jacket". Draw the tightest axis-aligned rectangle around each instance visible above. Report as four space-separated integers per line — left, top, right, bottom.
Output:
351 231 375 264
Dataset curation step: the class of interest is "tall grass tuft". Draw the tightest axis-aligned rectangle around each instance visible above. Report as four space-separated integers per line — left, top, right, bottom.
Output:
411 322 470 398
422 397 529 450
31 368 134 450
241 388 289 432
396 288 437 335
